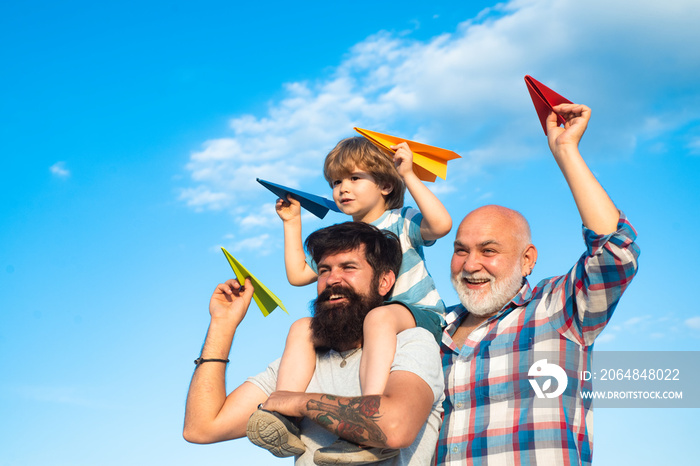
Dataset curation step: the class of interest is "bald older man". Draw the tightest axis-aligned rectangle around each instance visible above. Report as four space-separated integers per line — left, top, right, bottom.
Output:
437 104 640 466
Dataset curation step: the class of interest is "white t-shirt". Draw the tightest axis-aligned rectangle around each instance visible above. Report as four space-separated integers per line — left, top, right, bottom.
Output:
248 328 445 465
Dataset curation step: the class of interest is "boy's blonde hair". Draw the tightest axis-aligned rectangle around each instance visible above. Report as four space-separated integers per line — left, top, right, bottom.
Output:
323 137 406 210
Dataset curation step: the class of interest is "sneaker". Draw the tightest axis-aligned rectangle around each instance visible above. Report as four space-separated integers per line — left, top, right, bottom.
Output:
246 408 306 458
313 438 399 465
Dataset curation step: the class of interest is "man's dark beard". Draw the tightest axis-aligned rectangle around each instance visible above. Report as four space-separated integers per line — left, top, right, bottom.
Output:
311 284 385 352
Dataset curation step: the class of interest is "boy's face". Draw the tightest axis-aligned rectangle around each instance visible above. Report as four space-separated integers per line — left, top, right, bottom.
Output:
331 167 392 223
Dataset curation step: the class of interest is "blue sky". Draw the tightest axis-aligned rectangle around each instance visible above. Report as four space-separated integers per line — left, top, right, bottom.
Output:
1 0 698 464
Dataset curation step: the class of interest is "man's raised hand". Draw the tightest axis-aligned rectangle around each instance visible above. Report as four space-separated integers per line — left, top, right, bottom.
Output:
209 278 255 325
547 103 591 155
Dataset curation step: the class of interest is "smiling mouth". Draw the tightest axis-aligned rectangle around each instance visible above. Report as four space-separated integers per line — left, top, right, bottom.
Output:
328 294 347 302
463 277 491 285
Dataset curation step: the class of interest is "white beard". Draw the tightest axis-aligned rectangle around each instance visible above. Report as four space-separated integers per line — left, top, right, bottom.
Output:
451 264 524 317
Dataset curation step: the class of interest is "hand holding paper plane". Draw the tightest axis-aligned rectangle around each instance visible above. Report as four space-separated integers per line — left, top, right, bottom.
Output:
257 178 340 219
221 247 287 317
353 127 461 182
524 75 573 135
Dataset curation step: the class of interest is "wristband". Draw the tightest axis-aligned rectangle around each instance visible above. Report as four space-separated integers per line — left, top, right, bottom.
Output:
194 357 230 365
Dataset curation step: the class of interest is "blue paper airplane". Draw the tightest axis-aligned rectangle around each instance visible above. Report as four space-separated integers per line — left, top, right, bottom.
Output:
256 178 341 219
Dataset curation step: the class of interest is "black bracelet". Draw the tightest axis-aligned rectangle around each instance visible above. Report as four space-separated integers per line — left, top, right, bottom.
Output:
194 357 230 365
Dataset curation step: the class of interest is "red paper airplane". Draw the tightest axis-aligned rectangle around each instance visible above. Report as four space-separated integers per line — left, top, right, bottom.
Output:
524 75 573 135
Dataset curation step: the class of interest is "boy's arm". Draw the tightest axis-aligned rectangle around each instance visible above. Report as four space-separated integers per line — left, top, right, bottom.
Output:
392 142 452 242
547 104 619 235
183 279 269 443
277 195 318 286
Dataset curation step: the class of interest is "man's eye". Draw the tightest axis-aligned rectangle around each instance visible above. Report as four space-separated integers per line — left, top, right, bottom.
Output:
454 249 467 256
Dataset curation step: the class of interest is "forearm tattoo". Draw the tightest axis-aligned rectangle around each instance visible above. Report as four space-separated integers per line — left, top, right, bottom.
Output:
306 395 387 445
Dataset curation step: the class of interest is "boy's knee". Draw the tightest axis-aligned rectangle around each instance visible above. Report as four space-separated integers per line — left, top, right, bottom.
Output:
289 317 313 336
363 304 414 331
364 305 395 326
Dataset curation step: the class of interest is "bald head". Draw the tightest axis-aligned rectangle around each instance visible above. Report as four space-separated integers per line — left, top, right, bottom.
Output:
457 205 532 252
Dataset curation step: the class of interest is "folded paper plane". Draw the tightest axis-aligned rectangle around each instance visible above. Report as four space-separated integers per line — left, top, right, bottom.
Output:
354 127 461 182
257 178 341 219
524 75 573 135
221 247 287 317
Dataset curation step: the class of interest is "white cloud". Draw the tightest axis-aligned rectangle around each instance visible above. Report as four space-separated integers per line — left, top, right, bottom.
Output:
178 186 229 211
687 137 700 156
623 316 651 327
239 207 280 230
179 0 700 240
226 233 275 255
13 385 101 408
50 161 70 177
685 316 700 330
596 333 615 344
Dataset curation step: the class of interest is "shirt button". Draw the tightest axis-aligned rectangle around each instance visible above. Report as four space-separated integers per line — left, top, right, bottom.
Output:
456 402 463 408
452 446 459 453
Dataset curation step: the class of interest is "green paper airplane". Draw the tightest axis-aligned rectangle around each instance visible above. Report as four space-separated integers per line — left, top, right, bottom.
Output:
221 247 287 317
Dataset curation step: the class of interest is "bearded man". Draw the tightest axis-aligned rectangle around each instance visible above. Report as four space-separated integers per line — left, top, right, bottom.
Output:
184 222 444 466
437 103 640 466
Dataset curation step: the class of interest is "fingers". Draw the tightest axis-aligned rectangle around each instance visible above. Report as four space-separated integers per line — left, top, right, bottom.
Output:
218 278 255 297
275 195 300 209
234 278 255 311
390 142 410 152
551 104 591 123
545 110 562 133
391 142 413 175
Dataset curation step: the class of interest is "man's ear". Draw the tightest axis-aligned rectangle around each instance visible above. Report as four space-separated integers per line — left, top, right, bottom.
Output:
520 244 538 276
377 270 396 297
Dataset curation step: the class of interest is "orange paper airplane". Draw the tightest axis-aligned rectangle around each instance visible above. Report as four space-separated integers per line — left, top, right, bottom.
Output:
354 127 461 182
524 75 573 135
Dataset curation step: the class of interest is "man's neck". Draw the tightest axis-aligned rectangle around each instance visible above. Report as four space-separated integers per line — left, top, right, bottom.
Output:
334 341 362 352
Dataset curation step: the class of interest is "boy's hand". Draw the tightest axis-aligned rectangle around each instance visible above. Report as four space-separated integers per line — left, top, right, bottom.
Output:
391 142 415 179
547 103 591 156
276 195 301 222
259 390 308 418
209 278 254 325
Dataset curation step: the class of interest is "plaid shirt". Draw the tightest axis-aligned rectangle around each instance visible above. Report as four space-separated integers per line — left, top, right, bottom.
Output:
437 212 639 466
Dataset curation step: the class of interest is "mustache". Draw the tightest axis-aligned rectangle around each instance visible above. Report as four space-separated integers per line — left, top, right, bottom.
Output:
456 271 494 282
316 284 362 304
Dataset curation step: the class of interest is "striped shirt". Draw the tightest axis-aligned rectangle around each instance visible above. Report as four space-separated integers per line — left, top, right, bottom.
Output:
372 207 446 316
437 212 639 465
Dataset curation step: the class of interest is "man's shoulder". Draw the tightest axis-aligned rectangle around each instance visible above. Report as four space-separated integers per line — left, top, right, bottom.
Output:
393 328 444 399
396 327 439 348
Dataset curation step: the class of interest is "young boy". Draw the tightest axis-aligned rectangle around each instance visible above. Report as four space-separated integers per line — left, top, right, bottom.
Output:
258 136 451 462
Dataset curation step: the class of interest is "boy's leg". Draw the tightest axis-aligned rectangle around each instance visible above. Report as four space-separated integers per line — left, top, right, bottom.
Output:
315 304 413 465
276 317 316 391
360 303 416 395
248 317 314 457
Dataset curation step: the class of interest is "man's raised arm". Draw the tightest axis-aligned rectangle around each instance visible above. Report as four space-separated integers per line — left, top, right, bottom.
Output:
183 278 268 444
547 103 620 235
